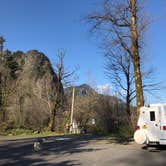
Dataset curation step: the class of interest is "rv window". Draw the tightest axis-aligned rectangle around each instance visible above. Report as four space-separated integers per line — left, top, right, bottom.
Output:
150 111 155 121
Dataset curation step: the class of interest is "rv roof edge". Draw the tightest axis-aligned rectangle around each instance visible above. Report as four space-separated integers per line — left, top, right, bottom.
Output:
144 103 166 107
145 104 150 107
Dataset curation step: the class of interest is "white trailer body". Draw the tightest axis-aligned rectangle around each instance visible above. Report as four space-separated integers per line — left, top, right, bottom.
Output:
134 104 166 145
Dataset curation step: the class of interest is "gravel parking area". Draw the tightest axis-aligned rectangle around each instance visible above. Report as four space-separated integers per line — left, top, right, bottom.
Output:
1 135 166 166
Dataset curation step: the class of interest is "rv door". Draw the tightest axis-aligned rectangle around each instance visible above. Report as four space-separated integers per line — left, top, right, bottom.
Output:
146 108 160 142
159 105 166 144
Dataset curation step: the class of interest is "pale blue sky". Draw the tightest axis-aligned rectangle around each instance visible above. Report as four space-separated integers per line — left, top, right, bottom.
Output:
0 0 166 104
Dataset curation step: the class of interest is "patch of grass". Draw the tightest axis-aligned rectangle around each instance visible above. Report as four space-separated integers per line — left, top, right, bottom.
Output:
103 132 133 145
6 128 33 136
0 128 64 139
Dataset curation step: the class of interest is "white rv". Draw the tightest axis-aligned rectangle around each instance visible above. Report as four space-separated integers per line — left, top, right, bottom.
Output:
134 104 166 145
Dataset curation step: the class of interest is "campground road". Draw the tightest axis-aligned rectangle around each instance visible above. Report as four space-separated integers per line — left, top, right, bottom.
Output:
0 135 166 166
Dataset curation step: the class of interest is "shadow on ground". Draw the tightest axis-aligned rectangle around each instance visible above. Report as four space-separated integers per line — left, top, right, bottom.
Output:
142 145 166 152
110 144 166 166
1 135 166 166
106 137 133 145
0 135 103 166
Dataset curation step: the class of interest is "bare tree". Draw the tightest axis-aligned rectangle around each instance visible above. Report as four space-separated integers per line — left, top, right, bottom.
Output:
105 49 135 120
55 50 78 88
87 0 148 110
50 50 77 131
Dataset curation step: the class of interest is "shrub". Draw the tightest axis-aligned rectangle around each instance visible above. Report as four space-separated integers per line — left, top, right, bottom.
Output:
117 123 134 139
0 122 8 133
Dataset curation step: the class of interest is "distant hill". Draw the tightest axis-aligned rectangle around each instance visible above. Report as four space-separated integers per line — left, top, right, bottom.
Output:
65 83 124 105
65 84 97 97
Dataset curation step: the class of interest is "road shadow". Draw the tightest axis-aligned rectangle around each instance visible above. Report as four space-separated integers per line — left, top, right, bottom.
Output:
142 145 166 152
106 137 133 145
0 134 102 165
53 160 80 166
108 144 166 166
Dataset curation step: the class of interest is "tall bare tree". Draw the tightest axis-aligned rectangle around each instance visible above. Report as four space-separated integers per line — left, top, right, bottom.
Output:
105 49 135 119
130 0 144 108
87 0 147 110
50 50 77 131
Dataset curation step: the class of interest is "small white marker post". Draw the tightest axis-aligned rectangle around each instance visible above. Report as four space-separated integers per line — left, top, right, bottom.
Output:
70 87 75 133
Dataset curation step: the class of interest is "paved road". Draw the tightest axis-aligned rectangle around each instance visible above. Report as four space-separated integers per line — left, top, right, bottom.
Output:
0 135 166 166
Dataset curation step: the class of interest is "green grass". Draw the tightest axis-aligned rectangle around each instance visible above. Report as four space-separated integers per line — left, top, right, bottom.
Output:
0 129 65 139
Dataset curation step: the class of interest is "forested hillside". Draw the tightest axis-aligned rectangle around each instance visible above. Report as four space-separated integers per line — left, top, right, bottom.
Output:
65 84 135 134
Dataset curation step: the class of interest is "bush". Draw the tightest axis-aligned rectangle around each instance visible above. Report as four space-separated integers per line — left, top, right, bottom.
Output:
0 122 8 133
117 123 134 139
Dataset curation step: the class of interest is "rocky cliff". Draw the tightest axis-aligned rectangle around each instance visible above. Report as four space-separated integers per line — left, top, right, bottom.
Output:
0 50 62 130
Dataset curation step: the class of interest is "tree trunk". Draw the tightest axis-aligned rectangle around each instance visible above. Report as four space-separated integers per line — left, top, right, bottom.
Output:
130 0 144 111
126 66 131 118
126 93 131 117
51 109 56 132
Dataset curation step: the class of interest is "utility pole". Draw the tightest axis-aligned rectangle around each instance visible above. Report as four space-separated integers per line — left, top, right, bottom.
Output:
0 36 5 113
70 87 75 133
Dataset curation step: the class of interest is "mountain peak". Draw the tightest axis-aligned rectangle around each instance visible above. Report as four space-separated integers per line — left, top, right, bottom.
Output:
65 84 97 97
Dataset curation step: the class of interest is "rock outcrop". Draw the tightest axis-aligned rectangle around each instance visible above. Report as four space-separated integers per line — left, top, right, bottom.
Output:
0 50 62 130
